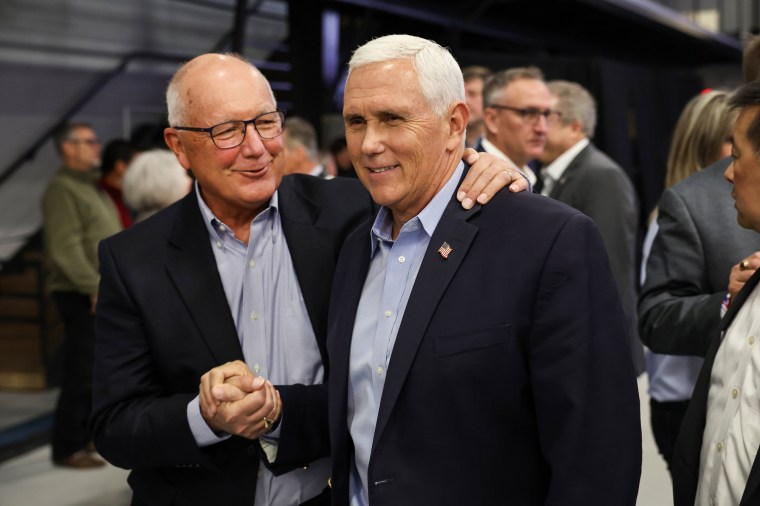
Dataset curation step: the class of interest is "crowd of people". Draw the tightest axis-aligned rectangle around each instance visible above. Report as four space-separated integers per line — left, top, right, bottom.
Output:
36 30 760 506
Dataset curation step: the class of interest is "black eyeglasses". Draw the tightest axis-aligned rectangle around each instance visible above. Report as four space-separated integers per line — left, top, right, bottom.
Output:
173 111 286 149
66 138 100 146
487 104 561 124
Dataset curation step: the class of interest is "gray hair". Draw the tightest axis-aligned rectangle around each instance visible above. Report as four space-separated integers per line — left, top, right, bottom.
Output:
483 66 545 107
348 34 464 117
123 149 190 220
547 80 597 138
284 116 319 161
166 53 275 126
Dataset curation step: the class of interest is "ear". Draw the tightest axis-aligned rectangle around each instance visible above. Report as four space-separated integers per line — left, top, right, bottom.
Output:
481 106 499 136
446 102 469 150
164 128 192 170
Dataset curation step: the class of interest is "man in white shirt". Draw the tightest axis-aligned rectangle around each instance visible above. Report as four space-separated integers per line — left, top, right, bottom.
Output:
672 80 760 506
537 79 643 374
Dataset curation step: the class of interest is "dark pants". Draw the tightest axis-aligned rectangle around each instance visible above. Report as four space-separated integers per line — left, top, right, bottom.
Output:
51 291 95 461
650 398 691 473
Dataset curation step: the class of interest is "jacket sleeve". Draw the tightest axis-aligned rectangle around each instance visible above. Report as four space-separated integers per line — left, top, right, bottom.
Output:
531 213 641 505
89 238 219 470
638 187 722 356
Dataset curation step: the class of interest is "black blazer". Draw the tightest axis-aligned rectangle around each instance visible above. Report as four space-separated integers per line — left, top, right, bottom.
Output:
672 268 760 506
90 175 374 505
327 183 642 505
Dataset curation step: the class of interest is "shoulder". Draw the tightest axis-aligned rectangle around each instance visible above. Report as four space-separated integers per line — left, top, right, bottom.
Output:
279 174 373 224
478 189 590 235
103 193 186 253
669 157 731 198
574 145 631 183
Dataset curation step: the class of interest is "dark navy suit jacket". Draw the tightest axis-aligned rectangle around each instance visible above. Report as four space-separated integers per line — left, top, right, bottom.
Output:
327 178 642 505
90 175 374 505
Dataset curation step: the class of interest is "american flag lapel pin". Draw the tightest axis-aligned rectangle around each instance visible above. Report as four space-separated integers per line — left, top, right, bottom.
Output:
437 241 453 259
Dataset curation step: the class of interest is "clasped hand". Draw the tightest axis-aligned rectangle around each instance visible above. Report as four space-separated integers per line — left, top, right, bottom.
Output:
199 360 281 440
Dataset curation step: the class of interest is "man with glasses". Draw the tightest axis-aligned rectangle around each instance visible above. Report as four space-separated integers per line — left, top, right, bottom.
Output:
537 80 643 374
475 66 555 187
89 53 526 506
42 122 121 469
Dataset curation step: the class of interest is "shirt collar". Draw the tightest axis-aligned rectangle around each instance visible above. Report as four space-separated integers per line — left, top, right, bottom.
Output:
541 138 589 183
479 137 524 171
195 180 280 244
369 161 465 257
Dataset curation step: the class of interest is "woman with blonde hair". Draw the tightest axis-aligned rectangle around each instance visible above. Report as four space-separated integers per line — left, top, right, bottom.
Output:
642 89 735 473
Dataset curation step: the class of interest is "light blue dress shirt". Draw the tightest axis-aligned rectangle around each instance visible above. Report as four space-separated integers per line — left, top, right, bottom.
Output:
347 162 464 506
641 220 703 402
186 184 330 505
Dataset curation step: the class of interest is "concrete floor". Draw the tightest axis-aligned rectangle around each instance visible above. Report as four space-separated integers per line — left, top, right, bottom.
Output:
0 376 673 506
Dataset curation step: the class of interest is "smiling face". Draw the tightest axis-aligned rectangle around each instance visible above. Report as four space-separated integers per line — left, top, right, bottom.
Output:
164 55 284 224
483 78 552 167
343 59 467 232
726 106 760 232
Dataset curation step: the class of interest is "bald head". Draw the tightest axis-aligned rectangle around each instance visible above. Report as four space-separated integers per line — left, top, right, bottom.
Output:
166 53 275 127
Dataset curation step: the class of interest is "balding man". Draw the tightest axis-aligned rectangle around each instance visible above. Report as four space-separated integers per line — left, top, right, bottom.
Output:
89 53 526 506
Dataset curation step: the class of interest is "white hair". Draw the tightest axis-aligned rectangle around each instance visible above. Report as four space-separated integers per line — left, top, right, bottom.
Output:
348 34 464 117
166 53 275 126
123 149 191 221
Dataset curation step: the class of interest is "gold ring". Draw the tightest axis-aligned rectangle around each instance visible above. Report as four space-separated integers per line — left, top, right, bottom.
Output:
263 417 274 430
507 170 514 181
741 260 751 271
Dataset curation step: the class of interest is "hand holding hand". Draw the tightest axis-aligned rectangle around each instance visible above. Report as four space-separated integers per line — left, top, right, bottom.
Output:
199 360 257 419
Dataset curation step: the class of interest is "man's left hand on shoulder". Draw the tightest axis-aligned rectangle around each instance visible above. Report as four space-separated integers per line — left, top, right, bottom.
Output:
458 148 529 209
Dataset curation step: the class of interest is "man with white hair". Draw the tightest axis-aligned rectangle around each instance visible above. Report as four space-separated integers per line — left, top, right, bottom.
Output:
327 34 641 506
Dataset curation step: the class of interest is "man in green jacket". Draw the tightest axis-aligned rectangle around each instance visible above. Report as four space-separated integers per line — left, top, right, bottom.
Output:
42 121 121 468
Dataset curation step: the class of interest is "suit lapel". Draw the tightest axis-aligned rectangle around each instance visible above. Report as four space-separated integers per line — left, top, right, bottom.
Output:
331 225 373 430
165 191 243 363
277 178 334 362
372 199 480 450
549 144 589 199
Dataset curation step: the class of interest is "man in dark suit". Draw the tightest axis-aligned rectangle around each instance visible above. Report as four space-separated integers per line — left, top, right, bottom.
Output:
671 81 760 506
474 66 554 187
327 34 641 506
537 79 643 374
90 53 525 506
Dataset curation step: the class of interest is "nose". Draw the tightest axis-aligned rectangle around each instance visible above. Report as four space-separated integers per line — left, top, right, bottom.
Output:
361 123 385 156
724 160 735 183
240 123 267 156
534 114 548 133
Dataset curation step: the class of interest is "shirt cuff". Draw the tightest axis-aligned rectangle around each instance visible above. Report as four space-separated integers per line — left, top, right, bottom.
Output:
187 396 231 447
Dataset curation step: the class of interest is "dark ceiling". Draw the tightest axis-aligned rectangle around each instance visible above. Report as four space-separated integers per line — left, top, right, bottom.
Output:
328 0 742 67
